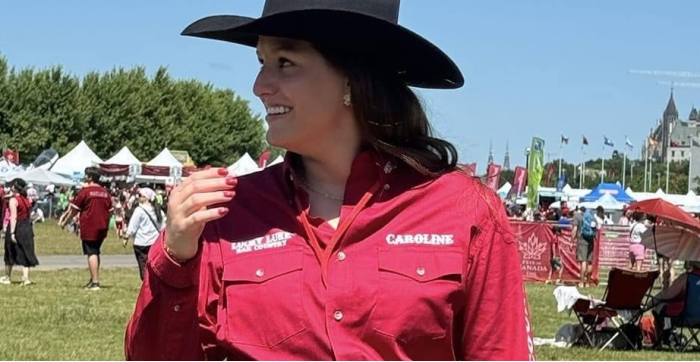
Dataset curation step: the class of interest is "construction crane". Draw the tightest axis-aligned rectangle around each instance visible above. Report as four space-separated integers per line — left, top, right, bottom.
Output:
628 69 700 89
657 81 700 89
629 69 700 78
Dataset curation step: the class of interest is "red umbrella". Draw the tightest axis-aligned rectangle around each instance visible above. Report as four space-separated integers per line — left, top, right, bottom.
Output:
627 198 700 234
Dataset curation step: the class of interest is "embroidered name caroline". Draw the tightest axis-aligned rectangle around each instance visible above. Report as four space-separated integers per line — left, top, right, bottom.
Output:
386 233 455 245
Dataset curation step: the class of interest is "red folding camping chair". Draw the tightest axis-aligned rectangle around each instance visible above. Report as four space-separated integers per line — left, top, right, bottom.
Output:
573 268 660 350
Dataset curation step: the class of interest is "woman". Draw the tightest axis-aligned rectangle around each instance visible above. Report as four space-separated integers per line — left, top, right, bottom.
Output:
0 179 39 286
126 1 533 360
629 212 647 271
121 188 163 280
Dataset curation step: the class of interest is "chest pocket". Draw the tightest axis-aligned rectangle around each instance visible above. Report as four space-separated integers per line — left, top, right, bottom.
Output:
222 249 306 348
372 249 463 343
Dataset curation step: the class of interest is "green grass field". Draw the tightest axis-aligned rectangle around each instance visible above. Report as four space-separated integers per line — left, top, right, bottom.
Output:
0 268 699 360
32 222 130 255
0 268 140 360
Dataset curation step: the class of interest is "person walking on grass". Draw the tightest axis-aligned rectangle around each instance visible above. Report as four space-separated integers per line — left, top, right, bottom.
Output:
0 179 39 286
59 167 113 290
120 188 163 281
572 206 596 287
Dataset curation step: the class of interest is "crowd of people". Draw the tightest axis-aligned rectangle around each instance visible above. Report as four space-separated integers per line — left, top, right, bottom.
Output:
504 200 682 288
0 166 167 289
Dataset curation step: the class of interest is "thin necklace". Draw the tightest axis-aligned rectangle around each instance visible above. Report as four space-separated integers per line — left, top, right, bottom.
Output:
299 178 344 201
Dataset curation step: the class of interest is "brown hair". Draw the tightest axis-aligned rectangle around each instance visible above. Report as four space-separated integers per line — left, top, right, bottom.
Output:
315 44 459 178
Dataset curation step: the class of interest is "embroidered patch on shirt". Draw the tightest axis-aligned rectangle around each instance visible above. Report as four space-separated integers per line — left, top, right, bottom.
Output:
232 231 294 254
385 233 455 245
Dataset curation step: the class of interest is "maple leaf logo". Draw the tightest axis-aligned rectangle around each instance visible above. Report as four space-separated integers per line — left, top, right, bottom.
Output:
519 233 547 260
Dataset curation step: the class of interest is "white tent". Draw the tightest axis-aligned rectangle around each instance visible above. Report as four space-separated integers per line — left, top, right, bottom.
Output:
0 160 24 181
10 168 74 187
580 193 628 210
228 153 260 176
147 148 182 167
105 146 140 165
50 141 103 176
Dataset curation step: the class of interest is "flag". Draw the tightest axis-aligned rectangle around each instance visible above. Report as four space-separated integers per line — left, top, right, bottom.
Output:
625 137 633 149
507 166 528 199
604 136 614 147
648 137 659 148
486 163 502 191
556 173 567 192
2 149 19 165
582 135 589 146
561 134 569 144
545 162 555 184
461 163 477 176
527 137 545 209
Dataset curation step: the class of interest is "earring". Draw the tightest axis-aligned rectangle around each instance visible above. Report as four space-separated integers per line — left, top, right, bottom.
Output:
343 92 351 107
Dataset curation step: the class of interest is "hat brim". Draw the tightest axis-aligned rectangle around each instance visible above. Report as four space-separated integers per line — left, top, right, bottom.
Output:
181 10 464 89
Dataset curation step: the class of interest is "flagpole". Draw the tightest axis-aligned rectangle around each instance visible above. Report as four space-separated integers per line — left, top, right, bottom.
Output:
688 137 693 193
579 144 583 188
581 151 586 189
601 144 605 183
666 123 671 193
574 153 578 185
558 142 563 179
689 143 693 193
623 147 627 188
644 142 648 192
630 159 634 181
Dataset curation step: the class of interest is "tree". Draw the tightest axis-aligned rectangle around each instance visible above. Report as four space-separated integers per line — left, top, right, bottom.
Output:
0 54 265 166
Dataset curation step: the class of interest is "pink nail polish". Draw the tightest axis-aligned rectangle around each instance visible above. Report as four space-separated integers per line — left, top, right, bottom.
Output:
218 168 229 176
218 207 229 216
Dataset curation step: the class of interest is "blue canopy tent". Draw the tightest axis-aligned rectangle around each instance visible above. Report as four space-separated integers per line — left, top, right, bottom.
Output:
580 183 635 203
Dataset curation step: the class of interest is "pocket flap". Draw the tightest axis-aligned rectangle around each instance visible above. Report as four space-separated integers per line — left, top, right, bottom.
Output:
223 250 303 283
378 249 463 283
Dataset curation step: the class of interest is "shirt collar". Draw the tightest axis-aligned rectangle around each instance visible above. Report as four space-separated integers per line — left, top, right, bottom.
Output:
282 149 395 205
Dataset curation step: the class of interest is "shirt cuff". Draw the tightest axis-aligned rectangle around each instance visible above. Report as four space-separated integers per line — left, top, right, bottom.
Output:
147 231 201 289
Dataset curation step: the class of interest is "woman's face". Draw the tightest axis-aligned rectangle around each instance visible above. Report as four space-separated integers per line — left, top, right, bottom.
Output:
254 36 353 153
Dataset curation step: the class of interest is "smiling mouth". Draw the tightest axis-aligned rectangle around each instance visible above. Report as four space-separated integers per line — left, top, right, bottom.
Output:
266 105 293 118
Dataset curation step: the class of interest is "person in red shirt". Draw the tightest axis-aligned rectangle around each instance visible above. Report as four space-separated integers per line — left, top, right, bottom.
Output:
60 167 113 290
125 1 534 360
0 178 39 286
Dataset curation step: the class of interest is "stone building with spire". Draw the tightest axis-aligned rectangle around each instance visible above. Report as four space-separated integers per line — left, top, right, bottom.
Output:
487 140 494 165
649 91 700 162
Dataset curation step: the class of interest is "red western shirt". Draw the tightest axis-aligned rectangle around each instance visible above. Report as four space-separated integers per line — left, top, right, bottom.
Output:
70 184 112 241
125 151 534 361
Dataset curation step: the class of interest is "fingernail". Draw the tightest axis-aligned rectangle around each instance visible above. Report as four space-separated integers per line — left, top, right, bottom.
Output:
218 207 229 216
224 191 235 198
226 177 237 186
218 168 229 176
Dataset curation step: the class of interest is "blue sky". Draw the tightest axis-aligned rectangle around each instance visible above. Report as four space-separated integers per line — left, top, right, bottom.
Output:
2 1 699 172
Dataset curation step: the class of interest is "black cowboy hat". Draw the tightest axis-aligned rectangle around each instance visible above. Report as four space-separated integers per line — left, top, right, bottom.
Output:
181 0 464 89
